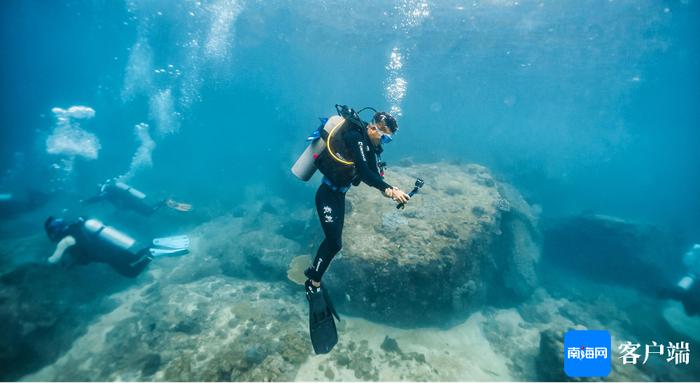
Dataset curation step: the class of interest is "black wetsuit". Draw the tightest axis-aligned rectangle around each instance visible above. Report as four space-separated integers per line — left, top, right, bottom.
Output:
84 182 166 216
663 282 700 317
60 220 152 278
682 284 700 316
307 128 392 281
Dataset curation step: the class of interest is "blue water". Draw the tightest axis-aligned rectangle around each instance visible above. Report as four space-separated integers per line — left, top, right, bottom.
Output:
1 0 699 380
2 0 698 233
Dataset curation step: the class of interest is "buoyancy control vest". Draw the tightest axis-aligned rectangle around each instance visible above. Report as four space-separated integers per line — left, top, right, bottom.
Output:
314 118 365 187
291 104 386 187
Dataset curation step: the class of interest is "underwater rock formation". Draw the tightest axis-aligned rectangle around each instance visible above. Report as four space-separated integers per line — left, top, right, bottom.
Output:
161 197 314 286
323 163 541 326
0 261 130 380
543 214 686 295
535 329 579 381
172 162 540 328
25 277 311 381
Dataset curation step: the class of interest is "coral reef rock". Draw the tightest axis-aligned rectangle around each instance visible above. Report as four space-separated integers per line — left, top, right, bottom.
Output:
25 277 311 381
325 163 541 325
0 262 130 381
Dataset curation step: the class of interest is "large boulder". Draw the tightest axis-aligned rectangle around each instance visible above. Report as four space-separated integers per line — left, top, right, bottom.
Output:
0 262 131 380
324 163 541 326
543 214 686 295
163 197 313 286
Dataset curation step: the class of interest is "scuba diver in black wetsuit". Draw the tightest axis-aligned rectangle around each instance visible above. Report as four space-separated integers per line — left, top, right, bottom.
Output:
305 111 409 287
44 216 190 278
82 178 191 216
293 105 409 353
660 244 700 316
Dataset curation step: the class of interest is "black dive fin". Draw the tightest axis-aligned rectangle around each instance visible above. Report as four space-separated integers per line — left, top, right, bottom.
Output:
322 286 341 321
308 288 338 354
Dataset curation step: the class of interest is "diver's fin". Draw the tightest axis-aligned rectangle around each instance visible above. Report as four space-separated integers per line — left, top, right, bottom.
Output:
307 286 339 354
166 199 192 212
153 235 190 250
322 286 340 321
149 247 189 257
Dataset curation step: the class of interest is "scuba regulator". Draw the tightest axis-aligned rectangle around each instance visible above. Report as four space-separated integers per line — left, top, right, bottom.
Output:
335 104 366 130
397 178 424 209
335 104 381 130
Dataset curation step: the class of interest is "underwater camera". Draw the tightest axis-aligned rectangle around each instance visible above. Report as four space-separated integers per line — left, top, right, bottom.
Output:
397 177 425 209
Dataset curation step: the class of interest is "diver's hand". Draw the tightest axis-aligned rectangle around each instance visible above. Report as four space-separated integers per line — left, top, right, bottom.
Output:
393 188 410 204
384 187 410 204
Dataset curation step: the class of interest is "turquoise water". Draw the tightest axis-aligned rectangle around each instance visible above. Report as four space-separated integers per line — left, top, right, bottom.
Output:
2 0 698 228
1 0 699 381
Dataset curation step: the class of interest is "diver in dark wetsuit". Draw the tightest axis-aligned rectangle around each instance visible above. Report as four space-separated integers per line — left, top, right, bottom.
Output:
661 244 700 316
302 108 409 353
44 216 190 278
82 178 191 216
305 112 409 286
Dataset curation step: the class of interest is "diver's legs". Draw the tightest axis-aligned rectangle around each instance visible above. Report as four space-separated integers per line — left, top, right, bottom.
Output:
109 250 152 278
308 183 346 283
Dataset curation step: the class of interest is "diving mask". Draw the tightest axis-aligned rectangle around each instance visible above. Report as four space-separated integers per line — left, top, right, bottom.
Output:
380 133 393 145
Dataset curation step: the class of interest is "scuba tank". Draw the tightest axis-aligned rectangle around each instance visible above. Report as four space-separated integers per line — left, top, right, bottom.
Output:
113 181 147 200
83 218 137 252
291 115 346 181
291 104 370 182
100 179 159 216
678 244 700 291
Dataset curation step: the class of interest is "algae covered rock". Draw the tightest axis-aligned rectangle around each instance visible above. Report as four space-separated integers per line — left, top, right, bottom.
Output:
324 163 541 325
27 276 311 381
534 329 575 381
163 199 307 285
0 262 130 381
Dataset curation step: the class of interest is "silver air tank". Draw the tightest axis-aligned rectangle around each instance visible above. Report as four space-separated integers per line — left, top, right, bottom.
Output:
292 115 345 181
83 219 137 250
115 182 147 200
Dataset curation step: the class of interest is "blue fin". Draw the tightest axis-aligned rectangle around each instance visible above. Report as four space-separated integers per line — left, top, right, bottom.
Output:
152 235 190 250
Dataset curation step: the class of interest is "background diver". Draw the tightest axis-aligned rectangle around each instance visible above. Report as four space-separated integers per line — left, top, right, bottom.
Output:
292 105 410 354
82 177 192 216
660 243 700 316
44 216 190 278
